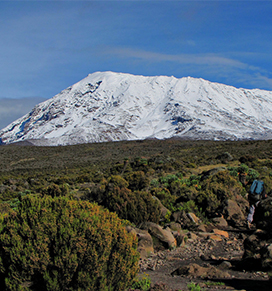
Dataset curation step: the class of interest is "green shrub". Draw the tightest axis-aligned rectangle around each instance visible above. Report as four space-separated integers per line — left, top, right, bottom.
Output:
131 157 149 173
130 273 151 291
198 171 244 216
150 187 176 209
41 183 69 198
247 168 259 181
0 195 139 291
187 282 202 291
108 175 129 188
237 163 249 174
196 189 220 216
176 185 199 203
102 185 160 225
150 179 159 188
125 171 149 191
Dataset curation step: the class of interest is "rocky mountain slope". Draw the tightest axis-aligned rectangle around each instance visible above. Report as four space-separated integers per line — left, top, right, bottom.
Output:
1 71 272 146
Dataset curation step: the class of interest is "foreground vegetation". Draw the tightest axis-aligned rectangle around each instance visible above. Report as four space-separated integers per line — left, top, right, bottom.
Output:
0 138 272 290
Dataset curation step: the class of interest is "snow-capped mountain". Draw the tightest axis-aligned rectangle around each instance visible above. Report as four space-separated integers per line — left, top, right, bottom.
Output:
1 71 272 146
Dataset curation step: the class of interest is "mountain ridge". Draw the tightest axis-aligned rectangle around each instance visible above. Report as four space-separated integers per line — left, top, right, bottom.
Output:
1 71 272 146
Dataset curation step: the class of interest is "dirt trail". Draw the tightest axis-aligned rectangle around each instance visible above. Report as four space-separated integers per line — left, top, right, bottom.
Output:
138 229 271 291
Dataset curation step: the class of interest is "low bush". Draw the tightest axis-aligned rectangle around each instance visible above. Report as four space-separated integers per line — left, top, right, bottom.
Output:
0 195 139 291
151 187 176 209
125 171 149 191
102 180 161 225
41 183 70 198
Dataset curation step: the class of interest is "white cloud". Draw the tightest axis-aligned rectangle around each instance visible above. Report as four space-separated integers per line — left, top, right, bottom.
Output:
102 47 272 90
105 47 247 69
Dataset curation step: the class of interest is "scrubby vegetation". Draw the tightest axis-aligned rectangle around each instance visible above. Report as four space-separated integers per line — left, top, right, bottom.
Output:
0 195 139 290
0 138 272 289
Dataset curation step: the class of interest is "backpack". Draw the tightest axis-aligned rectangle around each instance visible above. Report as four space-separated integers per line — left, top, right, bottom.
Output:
249 180 264 201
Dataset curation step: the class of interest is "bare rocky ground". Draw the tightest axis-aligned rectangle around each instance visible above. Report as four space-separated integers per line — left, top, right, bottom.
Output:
138 228 272 291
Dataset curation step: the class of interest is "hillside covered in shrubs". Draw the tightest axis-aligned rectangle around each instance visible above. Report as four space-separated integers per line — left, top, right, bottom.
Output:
0 138 272 290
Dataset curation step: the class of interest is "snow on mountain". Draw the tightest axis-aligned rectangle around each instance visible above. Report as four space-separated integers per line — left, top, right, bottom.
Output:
1 71 272 146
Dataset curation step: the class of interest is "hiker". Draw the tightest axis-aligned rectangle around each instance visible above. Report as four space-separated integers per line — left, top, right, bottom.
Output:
246 179 267 229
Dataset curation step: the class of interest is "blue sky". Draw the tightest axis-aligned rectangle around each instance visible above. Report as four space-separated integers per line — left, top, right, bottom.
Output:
0 0 272 129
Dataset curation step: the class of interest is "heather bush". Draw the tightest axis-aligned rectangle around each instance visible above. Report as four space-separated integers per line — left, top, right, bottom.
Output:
102 180 160 225
0 195 139 291
125 171 149 191
150 187 176 209
41 183 69 198
197 171 245 216
196 189 221 216
176 185 199 203
108 175 129 188
130 157 149 173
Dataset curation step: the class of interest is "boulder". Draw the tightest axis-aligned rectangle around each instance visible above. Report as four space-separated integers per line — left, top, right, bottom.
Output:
166 222 182 232
126 226 154 258
235 195 250 216
187 231 198 241
212 229 229 239
208 234 223 242
223 199 245 227
218 261 232 270
243 228 272 272
212 216 228 227
171 230 186 247
255 197 272 232
187 212 200 224
171 210 194 229
140 222 176 250
165 222 186 247
196 224 207 232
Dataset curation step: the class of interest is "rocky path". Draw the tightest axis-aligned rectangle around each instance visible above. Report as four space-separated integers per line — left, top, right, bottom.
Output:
138 228 271 291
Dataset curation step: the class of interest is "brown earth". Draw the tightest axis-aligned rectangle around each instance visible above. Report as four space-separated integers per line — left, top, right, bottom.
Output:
137 228 272 291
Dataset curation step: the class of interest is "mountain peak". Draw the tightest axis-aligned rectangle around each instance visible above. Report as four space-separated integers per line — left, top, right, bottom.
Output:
1 71 272 146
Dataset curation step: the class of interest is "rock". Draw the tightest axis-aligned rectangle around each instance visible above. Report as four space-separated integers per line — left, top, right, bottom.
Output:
212 216 228 227
171 211 183 222
166 222 182 232
187 212 200 224
196 224 207 232
235 195 250 216
187 232 198 240
171 263 231 279
197 232 210 239
126 226 154 258
172 230 186 247
208 234 222 242
140 222 177 250
171 210 191 224
212 229 229 239
218 261 232 270
242 197 272 271
223 199 245 227
137 231 155 258
255 197 272 232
